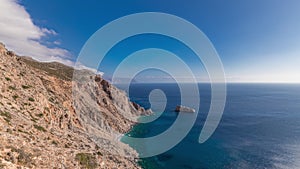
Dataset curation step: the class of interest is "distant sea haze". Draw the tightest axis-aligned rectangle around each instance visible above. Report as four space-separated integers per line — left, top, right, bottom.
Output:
118 83 300 169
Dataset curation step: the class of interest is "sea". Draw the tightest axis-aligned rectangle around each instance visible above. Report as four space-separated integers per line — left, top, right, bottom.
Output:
117 83 300 169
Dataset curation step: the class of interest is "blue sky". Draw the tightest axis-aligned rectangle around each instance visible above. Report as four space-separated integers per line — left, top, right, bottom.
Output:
1 0 300 82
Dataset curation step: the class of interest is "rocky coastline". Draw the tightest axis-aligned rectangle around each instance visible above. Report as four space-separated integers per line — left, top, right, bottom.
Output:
0 42 148 168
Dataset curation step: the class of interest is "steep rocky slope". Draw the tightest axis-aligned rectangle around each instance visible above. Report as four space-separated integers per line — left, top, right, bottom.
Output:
0 42 148 169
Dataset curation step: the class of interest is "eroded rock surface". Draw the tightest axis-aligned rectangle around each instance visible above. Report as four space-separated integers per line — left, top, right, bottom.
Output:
0 42 147 169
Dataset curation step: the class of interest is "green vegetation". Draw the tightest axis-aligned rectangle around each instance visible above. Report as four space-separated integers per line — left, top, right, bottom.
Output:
12 95 18 100
44 107 50 112
35 113 43 118
17 149 32 166
0 111 11 119
21 85 32 89
23 103 31 106
75 153 97 169
8 86 16 90
17 129 30 135
6 128 12 134
21 57 74 81
33 124 46 132
0 111 11 123
8 147 32 166
29 112 38 123
48 97 55 103
51 140 58 145
28 97 35 102
19 72 25 76
5 77 11 81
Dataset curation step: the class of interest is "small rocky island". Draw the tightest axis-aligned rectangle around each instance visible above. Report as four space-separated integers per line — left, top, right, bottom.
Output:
175 105 196 113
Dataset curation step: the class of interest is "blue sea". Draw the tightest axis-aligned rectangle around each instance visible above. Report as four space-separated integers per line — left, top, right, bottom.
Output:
117 83 300 169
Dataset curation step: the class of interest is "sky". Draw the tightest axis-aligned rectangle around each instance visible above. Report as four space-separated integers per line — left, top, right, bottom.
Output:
0 0 300 83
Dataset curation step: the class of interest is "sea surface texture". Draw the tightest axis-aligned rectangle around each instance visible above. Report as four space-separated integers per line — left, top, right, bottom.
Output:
118 83 300 169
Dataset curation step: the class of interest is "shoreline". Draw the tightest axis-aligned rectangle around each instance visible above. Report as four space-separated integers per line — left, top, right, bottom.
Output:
120 122 161 169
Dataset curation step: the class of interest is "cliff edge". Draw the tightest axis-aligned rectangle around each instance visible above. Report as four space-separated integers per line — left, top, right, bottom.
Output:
0 42 147 169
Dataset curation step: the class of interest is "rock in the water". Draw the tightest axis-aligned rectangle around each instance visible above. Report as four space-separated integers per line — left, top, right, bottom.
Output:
175 105 195 113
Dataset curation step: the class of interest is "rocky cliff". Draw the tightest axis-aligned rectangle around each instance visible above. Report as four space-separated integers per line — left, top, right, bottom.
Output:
0 42 148 169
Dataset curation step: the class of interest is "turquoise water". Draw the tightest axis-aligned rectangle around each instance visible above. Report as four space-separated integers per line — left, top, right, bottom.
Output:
118 83 300 169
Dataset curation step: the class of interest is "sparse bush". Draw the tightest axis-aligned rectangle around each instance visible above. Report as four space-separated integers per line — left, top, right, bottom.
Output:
5 77 11 81
44 107 50 112
21 85 32 89
23 103 31 106
17 149 32 166
48 97 55 103
6 128 12 133
0 111 11 118
17 129 30 135
28 97 35 102
0 111 11 123
3 117 10 123
8 147 32 166
33 124 46 132
8 86 16 90
75 153 97 169
12 95 18 100
51 140 58 145
35 113 43 118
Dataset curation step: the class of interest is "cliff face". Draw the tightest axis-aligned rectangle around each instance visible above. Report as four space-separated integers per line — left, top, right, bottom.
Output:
0 43 146 169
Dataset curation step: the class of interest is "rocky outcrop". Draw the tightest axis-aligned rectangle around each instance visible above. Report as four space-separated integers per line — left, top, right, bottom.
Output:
175 105 196 113
0 43 147 169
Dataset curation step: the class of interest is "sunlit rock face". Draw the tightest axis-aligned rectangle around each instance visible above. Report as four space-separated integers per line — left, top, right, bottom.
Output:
0 42 147 169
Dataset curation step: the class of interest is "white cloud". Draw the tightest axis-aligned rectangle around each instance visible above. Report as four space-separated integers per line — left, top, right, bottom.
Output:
53 40 61 45
74 62 104 75
0 0 73 66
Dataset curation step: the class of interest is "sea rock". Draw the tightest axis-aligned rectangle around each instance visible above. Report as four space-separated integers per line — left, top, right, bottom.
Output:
175 105 196 113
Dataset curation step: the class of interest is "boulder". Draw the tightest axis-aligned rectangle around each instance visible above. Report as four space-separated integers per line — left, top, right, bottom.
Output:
175 105 195 113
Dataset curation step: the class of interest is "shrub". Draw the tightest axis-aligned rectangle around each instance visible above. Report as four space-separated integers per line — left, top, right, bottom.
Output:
5 77 11 81
9 147 32 166
28 97 35 102
24 103 31 106
21 85 32 89
8 86 16 90
17 149 32 165
17 129 30 135
0 111 11 119
75 153 97 169
35 113 43 118
51 140 58 145
33 124 46 132
12 95 18 100
0 111 11 123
